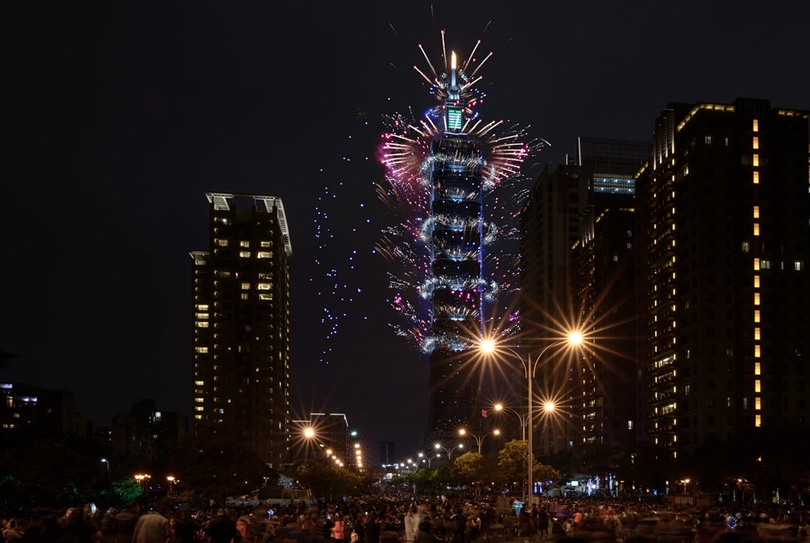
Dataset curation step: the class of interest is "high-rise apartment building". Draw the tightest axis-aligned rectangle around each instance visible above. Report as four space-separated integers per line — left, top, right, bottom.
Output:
190 192 292 468
635 98 810 456
521 138 648 455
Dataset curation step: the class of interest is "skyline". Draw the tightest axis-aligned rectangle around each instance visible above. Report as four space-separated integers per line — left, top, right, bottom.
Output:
2 1 809 454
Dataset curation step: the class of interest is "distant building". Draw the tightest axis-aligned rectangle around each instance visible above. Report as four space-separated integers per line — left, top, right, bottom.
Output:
635 97 810 455
0 382 87 438
520 138 649 455
190 193 292 468
109 399 187 461
379 440 396 466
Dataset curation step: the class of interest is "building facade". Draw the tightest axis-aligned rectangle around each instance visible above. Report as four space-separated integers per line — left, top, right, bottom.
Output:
190 193 292 468
635 98 810 456
521 138 648 456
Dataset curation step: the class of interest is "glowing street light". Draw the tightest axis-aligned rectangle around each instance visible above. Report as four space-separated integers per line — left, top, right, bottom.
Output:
100 458 110 473
480 331 583 505
434 442 464 460
458 428 502 455
417 451 440 467
493 404 528 441
134 473 151 492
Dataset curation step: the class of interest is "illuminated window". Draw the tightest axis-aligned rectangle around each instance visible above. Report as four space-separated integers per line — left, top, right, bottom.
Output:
195 313 209 320
755 345 761 358
195 321 209 328
753 224 760 236
753 154 759 167
753 119 759 132
196 304 209 311
761 260 771 269
755 414 761 427
215 270 231 278
755 397 761 410
753 136 759 149
796 261 804 271
195 397 204 403
240 293 249 300
239 251 251 258
742 241 750 253
754 276 760 288
754 293 761 305
195 347 209 353
753 206 760 218
754 258 760 270
240 241 250 247
754 328 761 340
753 171 759 184
755 362 761 375
257 251 272 258
195 380 204 386
215 239 229 246
241 282 251 290
704 135 712 145
754 310 761 323
257 283 271 290
259 293 273 301
260 241 271 247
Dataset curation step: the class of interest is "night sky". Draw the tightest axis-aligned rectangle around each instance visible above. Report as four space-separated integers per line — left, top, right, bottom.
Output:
2 1 809 457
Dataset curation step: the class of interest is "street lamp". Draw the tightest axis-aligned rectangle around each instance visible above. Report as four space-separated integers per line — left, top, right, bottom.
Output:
417 451 440 467
134 473 151 492
434 442 464 460
100 458 110 473
458 428 501 455
481 331 584 505
493 404 528 441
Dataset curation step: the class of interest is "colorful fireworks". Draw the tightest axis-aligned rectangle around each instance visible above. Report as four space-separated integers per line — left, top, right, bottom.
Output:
377 32 543 352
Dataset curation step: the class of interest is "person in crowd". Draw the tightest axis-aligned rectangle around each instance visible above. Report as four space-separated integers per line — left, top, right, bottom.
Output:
132 505 171 543
62 507 102 543
206 510 236 543
330 514 345 543
413 522 441 543
171 507 200 543
111 503 140 543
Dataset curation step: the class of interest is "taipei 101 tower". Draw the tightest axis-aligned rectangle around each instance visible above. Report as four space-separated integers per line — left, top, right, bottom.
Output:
379 38 529 443
426 51 485 436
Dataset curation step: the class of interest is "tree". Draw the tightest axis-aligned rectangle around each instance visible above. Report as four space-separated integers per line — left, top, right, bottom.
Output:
451 451 483 494
173 422 276 505
294 459 364 500
496 440 558 495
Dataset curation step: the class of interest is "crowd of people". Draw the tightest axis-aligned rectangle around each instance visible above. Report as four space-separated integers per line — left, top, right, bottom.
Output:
3 495 810 543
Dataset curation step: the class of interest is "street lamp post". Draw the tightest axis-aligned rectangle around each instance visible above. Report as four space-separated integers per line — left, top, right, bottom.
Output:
481 331 583 505
100 458 110 473
418 451 440 467
434 442 464 460
493 404 528 441
458 428 501 455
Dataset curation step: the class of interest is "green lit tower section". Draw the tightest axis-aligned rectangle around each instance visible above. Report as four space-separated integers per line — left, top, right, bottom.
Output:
427 52 485 435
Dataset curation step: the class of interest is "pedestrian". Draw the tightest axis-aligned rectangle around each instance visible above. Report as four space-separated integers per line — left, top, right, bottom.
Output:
132 505 171 543
331 514 345 543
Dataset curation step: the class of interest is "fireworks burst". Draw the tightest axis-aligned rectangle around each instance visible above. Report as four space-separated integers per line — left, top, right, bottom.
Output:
377 31 545 352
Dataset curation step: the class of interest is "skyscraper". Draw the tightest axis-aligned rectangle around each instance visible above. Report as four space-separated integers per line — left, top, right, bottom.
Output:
521 138 648 455
378 39 530 442
635 97 810 456
190 192 292 468
426 54 485 436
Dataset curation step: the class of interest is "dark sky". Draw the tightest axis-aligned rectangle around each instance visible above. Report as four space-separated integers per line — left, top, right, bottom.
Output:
2 1 809 458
